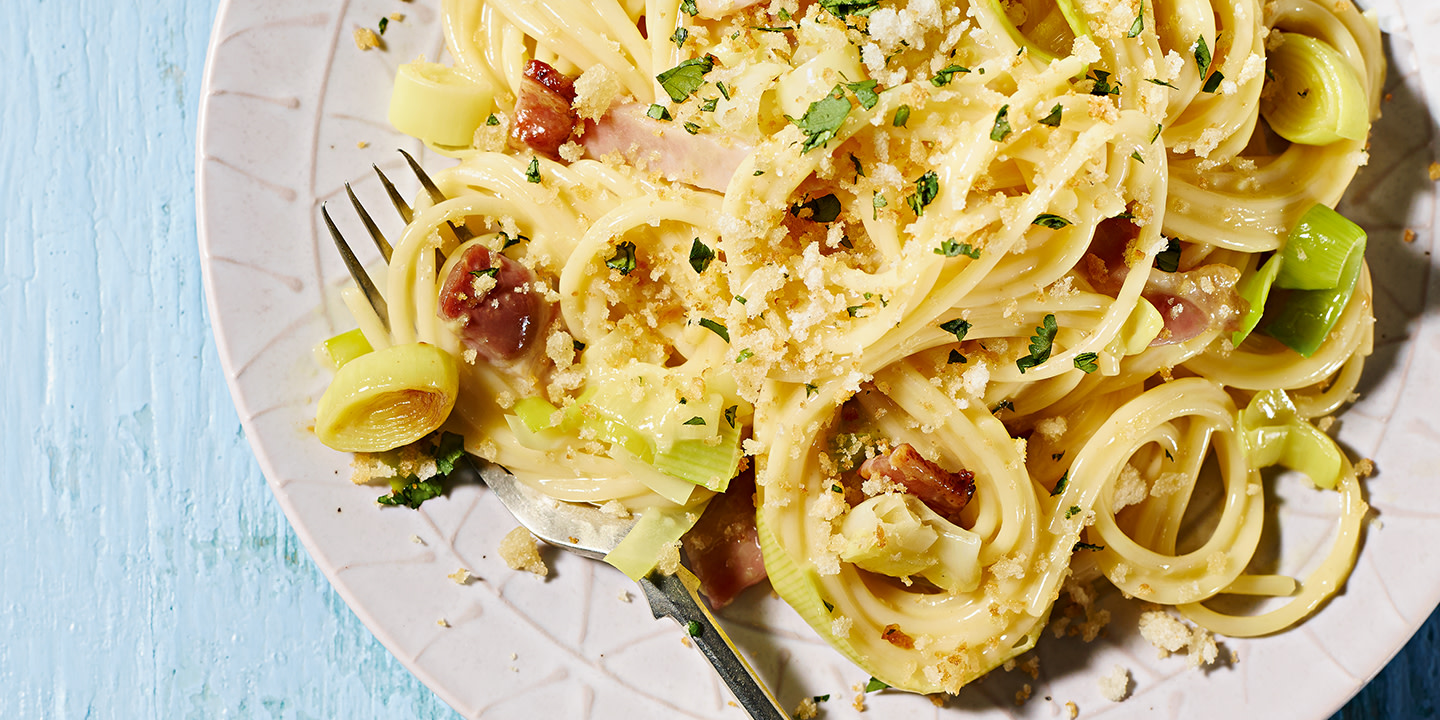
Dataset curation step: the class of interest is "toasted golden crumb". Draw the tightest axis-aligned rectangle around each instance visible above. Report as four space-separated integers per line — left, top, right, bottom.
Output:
499 527 549 576
353 27 381 51
792 697 818 720
1355 458 1375 478
448 567 474 585
436 618 450 628
1014 683 1032 705
1403 229 1417 243
356 141 369 149
1066 700 1079 718
1429 162 1440 181
1097 665 1130 701
389 12 406 21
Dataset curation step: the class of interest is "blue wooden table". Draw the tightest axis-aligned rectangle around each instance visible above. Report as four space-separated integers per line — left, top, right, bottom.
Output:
0 1 1434 717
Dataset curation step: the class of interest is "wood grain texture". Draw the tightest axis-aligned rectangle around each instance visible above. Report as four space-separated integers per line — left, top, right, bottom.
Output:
0 0 1433 718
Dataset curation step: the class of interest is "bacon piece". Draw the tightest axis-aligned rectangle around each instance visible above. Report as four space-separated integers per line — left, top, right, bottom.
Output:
1143 264 1243 345
682 470 767 609
510 60 578 158
581 103 752 192
1081 216 1142 295
437 245 548 362
859 444 975 526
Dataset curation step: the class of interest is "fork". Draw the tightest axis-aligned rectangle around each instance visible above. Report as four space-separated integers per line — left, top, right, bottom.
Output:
321 150 791 720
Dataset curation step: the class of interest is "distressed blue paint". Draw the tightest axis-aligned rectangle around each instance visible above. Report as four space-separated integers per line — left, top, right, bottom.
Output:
0 1 1432 718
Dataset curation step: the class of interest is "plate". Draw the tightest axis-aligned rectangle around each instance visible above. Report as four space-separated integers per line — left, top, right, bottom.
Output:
196 2 1440 718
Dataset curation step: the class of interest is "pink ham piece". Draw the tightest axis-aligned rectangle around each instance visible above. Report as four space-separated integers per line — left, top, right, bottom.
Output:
510 60 578 158
1080 218 1243 346
859 444 975 526
581 103 752 193
437 244 548 363
682 470 768 609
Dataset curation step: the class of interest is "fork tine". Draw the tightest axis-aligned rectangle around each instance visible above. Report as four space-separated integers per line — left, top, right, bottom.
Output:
345 183 393 263
322 205 390 330
396 148 472 243
374 164 414 225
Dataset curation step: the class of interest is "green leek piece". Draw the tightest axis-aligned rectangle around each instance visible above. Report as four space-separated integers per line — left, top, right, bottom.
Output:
1275 204 1367 291
512 396 560 432
315 343 459 452
652 413 743 492
1232 254 1283 346
604 504 705 581
837 494 983 592
389 61 496 147
986 0 1089 62
1120 298 1164 354
315 328 373 371
1240 389 1342 489
1260 33 1368 146
1263 234 1365 357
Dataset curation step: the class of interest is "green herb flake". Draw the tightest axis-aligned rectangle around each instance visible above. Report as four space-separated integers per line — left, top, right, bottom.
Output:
865 677 890 693
498 230 527 249
823 599 835 612
699 97 718 112
683 416 706 426
847 305 865 317
819 0 881 20
846 79 880 109
805 383 819 397
906 170 939 216
689 238 716 273
1151 123 1163 143
656 56 716 103
468 267 499 280
1165 448 1175 461
605 241 637 275
1033 214 1071 229
1016 314 1058 374
935 238 981 258
1145 78 1178 89
1195 35 1212 76
1074 352 1099 373
1154 237 1181 272
790 84 852 153
750 25 794 32
683 121 700 134
724 405 738 428
872 191 888 220
699 318 730 342
378 16 389 35
670 26 688 48
840 235 854 249
1126 1 1143 38
736 348 754 362
1131 150 1144 163
793 193 842 223
1039 103 1063 127
716 81 731 100
947 349 968 364
485 113 500 126
814 694 831 703
686 620 702 636
831 484 843 493
1088 69 1121 96
778 8 792 20
1066 505 1081 519
433 432 466 475
525 157 541 183
849 153 865 179
930 64 970 87
1051 470 1070 496
734 295 747 304
680 0 698 15
1052 451 1065 461
993 399 1015 413
377 476 444 508
573 339 586 353
892 104 911 127
939 318 971 342
647 104 673 121
1074 541 1106 551
1202 70 1225 94
990 104 1013 141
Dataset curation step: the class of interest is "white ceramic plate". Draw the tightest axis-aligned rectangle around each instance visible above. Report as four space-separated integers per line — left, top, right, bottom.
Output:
196 2 1440 718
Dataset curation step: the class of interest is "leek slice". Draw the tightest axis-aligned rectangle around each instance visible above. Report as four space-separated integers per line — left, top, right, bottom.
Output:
315 343 459 452
1263 234 1365 357
1120 298 1164 354
1232 254 1283 346
837 494 982 592
605 504 705 581
389 61 496 147
1275 204 1367 291
1240 390 1342 489
314 328 373 371
1260 33 1368 146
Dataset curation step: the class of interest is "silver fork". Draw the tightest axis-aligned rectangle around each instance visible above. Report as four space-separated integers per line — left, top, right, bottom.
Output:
321 150 790 720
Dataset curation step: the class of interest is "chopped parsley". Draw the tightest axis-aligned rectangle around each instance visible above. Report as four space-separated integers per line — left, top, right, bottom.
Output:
736 348 754 362
683 416 706 426
1066 505 1081 519
847 305 865 317
468 267 499 280
1016 313 1058 374
930 64 970 87
864 677 890 693
685 620 702 636
823 599 835 612
573 339 586 353
814 694 831 703
940 318 971 342
846 79 881 109
948 349 968 364
1074 352 1099 373
433 432 466 475
1088 69 1120 96
790 84 852 152
689 238 715 273
793 193 842 223
750 25 794 32
1151 123 1164 143
1052 451 1065 461
1050 470 1070 496
992 399 1015 413
849 153 865 178
525 157 541 183
1127 1 1143 38
1145 78 1178 89
1033 214 1071 229
805 383 819 397
485 113 500 126
935 238 980 258
699 318 730 342
1202 70 1225 94
716 80 731 100
1195 35 1213 76
873 191 888 219
906 171 939 216
647 104 672 121
1154 237 1181 272
377 476 443 509
378 17 389 35
683 121 700 134
656 56 715 103
498 230 527 249
606 241 637 274
724 405 738 428
989 104 1012 141
892 104 911 127
1131 150 1145 163
831 484 842 493
1074 541 1106 552
670 27 688 48
819 0 881 20
1039 103 1063 127
734 295 747 304
699 97 718 112
680 0 698 15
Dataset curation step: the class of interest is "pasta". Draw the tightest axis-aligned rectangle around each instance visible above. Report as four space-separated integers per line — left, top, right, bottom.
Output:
320 0 1383 696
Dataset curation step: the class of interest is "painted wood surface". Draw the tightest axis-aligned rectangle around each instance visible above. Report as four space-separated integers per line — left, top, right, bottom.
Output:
0 0 1434 717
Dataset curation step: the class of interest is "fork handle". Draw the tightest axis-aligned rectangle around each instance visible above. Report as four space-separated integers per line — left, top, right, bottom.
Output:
639 568 790 720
